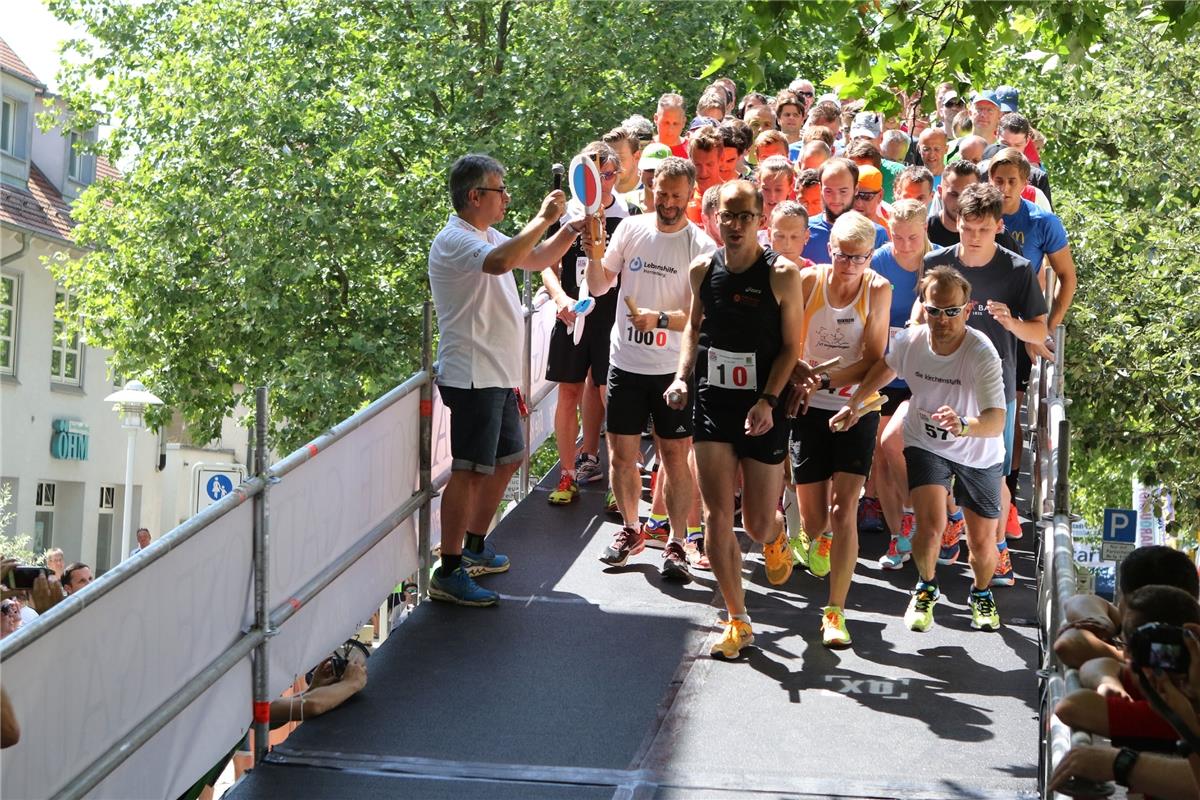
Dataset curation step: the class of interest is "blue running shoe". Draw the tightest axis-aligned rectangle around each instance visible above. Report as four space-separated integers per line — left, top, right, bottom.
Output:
462 538 511 576
429 566 499 607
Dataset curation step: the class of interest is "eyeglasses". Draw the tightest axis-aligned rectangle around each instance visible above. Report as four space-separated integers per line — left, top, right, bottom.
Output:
717 210 759 226
923 303 970 318
943 99 965 108
599 170 618 181
854 191 880 202
474 186 508 195
830 251 871 265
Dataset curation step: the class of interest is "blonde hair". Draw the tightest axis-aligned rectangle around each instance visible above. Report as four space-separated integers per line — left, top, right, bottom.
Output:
756 154 795 181
829 210 877 251
889 198 932 258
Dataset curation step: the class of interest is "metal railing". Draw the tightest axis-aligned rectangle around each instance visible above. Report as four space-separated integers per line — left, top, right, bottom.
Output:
2 292 565 799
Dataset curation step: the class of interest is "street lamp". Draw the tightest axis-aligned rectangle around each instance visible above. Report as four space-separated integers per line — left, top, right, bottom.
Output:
103 380 163 561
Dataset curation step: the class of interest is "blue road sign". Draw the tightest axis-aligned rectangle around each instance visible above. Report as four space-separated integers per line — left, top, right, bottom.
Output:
1102 508 1137 543
206 473 234 501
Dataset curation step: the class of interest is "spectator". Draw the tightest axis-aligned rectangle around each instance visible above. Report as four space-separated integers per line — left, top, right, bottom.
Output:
738 91 769 119
131 527 152 555
881 129 910 162
62 562 93 595
45 548 64 581
752 130 789 165
1 599 20 638
654 93 689 159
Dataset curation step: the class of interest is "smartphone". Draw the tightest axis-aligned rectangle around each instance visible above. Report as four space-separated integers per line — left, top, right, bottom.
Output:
5 566 54 590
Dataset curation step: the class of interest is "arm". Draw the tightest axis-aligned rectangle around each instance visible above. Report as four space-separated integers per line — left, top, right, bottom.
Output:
744 264 809 435
1 687 18 748
541 257 578 324
985 300 1047 344
1049 745 1200 800
665 259 710 409
1078 656 1129 698
522 220 585 271
1054 688 1111 737
1045 244 1077 331
481 191 566 275
270 662 367 728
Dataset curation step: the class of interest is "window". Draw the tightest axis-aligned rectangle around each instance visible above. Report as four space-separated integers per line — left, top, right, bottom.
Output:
99 485 115 509
0 99 14 155
97 485 116 574
0 273 17 376
67 131 80 180
50 289 82 385
35 481 55 551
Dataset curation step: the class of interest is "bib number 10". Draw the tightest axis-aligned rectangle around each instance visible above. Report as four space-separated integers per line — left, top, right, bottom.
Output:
627 326 668 347
708 347 757 390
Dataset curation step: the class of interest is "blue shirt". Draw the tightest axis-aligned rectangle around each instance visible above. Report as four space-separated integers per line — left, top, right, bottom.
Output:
803 213 890 265
871 243 923 389
1002 198 1068 275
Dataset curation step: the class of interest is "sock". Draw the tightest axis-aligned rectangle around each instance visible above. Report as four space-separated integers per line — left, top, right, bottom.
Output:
996 540 1008 553
916 577 939 593
686 526 703 541
732 613 751 624
948 509 964 522
464 531 486 553
649 512 668 524
562 468 576 480
440 553 462 574
971 585 992 597
902 506 914 515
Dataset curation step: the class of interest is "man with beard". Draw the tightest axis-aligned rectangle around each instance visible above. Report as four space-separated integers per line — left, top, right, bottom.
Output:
586 157 717 582
801 158 888 265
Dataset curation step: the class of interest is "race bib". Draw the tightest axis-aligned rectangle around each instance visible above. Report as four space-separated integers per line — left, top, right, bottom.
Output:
889 325 904 344
916 408 957 442
575 256 588 290
707 347 757 390
625 323 669 349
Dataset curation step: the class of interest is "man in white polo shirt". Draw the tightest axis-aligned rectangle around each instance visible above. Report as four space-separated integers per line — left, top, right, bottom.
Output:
428 154 579 606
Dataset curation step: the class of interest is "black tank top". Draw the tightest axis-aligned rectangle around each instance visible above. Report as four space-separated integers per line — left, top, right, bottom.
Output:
696 248 782 397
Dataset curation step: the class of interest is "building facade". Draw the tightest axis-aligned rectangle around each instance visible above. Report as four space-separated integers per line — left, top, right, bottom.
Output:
1 37 249 572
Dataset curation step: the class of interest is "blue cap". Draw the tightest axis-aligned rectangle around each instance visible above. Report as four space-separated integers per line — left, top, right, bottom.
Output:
994 85 1019 113
972 89 1000 109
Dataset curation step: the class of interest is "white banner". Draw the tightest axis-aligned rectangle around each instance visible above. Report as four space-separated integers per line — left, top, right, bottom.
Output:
266 392 420 694
0 502 255 800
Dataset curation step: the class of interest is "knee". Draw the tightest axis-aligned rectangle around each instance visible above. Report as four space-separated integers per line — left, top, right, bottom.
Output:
704 508 733 533
610 448 637 471
743 510 779 542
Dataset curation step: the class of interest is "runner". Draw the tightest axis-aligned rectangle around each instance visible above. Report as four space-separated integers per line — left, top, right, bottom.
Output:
829 265 1007 631
790 211 892 647
667 180 815 659
765 201 813 266
801 157 888 265
923 183 1048 588
586 156 717 582
542 142 631 506
869 199 931 569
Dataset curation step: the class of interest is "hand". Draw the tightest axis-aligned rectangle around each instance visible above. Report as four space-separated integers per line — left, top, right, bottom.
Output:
931 405 964 436
785 380 816 418
1142 664 1200 738
580 217 605 254
663 378 688 410
555 296 578 325
629 308 658 332
985 300 1015 330
30 575 65 614
308 658 338 690
341 661 368 691
745 399 775 436
1046 744 1117 795
1026 338 1056 362
539 189 567 225
828 403 860 433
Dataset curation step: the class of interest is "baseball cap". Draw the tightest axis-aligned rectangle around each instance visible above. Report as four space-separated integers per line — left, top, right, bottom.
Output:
638 143 672 172
942 90 964 107
995 85 1019 113
688 116 717 132
850 111 882 140
972 89 1000 109
856 165 883 192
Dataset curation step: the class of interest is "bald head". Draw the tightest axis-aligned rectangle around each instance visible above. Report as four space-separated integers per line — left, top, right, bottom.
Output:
959 135 988 164
719 179 763 214
918 127 948 174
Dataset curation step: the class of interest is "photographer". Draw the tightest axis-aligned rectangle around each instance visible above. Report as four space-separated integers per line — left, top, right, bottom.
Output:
269 643 369 728
1050 614 1200 798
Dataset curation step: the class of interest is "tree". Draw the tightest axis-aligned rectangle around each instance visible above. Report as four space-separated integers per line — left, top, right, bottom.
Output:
47 0 835 452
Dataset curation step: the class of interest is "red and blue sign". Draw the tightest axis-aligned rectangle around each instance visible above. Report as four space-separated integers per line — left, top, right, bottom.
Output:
569 155 602 215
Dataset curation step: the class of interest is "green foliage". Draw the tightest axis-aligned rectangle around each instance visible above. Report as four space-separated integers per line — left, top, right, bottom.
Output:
49 0 822 451
0 483 45 565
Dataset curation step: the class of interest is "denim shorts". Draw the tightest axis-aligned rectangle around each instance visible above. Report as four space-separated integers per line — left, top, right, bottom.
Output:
437 385 525 474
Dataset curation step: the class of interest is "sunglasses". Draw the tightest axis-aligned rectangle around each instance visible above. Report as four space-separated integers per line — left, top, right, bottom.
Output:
599 170 618 181
944 98 965 108
923 303 970 318
796 90 814 97
854 191 880 202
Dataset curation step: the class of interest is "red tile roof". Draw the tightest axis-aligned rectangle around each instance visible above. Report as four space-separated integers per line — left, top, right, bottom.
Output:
0 164 76 243
96 155 121 181
0 37 45 89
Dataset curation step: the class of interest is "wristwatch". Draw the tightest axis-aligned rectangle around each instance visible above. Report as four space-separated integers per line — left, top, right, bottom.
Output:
819 373 831 391
657 311 669 329
759 393 779 408
1112 746 1140 788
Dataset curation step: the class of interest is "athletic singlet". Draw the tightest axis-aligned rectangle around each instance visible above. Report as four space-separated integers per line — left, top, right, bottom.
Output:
696 248 782 399
801 265 873 411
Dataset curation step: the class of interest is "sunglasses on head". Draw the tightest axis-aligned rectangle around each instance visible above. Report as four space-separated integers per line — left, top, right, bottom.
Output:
924 303 970 318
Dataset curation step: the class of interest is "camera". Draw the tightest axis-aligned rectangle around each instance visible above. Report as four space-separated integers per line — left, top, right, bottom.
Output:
1129 622 1191 674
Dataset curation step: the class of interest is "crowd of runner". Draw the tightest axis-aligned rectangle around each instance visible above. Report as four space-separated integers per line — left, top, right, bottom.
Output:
427 76 1078 659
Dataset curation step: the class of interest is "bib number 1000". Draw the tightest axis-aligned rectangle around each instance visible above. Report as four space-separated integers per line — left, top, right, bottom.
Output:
627 327 668 347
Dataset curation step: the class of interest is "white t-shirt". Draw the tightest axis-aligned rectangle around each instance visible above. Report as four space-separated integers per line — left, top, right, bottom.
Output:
599 215 716 375
428 214 525 389
886 325 1006 467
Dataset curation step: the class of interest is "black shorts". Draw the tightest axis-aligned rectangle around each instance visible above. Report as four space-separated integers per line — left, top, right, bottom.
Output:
437 385 525 474
904 446 1003 518
1016 347 1032 393
606 366 693 439
789 407 879 484
694 392 789 464
880 386 912 418
545 317 612 385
